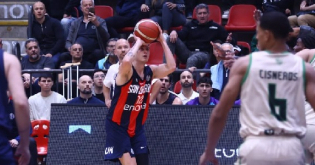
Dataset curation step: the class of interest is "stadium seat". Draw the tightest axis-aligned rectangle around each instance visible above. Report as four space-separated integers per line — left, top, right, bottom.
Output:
95 5 113 19
225 5 256 31
147 42 164 65
170 26 183 31
192 5 222 25
237 41 251 52
31 120 50 162
173 80 197 94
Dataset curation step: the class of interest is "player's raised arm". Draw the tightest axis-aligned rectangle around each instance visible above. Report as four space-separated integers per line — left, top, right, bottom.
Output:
4 52 30 164
117 37 145 84
151 29 176 79
199 56 248 165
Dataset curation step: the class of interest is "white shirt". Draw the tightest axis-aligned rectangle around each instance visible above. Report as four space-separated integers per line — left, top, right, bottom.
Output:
103 62 119 97
29 92 67 121
178 90 199 105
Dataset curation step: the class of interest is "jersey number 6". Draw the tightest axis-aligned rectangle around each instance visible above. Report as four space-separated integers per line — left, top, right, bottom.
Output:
268 84 287 121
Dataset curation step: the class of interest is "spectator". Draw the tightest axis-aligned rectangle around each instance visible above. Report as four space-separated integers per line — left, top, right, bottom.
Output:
93 70 105 102
60 0 82 36
177 70 199 104
184 0 196 18
67 75 104 104
141 0 186 37
105 0 147 38
28 74 67 121
186 77 218 105
154 75 182 105
167 3 235 69
21 38 55 97
58 43 94 83
63 0 110 65
288 0 315 27
262 0 294 15
41 0 79 20
103 39 130 107
210 43 236 100
28 1 65 65
95 38 118 70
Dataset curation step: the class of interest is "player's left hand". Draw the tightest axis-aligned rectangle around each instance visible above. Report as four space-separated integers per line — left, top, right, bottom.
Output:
156 25 164 43
199 151 219 165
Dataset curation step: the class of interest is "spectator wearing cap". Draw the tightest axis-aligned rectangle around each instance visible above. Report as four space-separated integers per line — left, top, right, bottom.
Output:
166 3 236 69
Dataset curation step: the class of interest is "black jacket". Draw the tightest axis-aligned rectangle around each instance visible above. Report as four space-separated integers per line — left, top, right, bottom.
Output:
28 15 65 55
178 19 236 53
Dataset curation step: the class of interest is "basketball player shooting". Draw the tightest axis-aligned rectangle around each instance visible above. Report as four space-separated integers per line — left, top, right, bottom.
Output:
199 11 315 165
104 25 176 165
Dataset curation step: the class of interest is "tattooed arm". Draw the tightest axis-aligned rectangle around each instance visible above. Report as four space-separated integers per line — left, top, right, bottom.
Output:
115 37 145 86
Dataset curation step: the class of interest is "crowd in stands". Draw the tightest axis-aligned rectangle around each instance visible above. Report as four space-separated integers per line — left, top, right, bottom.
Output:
11 0 315 118
3 0 315 163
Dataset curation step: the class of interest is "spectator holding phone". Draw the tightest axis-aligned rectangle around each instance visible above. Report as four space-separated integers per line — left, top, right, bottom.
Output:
62 0 110 65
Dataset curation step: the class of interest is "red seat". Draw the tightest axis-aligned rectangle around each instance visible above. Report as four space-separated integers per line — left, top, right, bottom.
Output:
173 81 197 94
31 120 50 156
94 5 113 19
225 5 256 31
192 5 222 25
118 27 134 33
147 42 164 65
170 26 183 31
237 41 251 52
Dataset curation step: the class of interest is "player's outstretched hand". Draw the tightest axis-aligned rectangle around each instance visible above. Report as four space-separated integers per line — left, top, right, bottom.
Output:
253 9 262 22
15 145 30 165
210 41 230 60
199 151 219 165
156 25 164 43
133 33 146 45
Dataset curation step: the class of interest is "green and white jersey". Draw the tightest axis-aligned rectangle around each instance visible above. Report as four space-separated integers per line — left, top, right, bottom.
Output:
240 51 306 138
305 54 315 125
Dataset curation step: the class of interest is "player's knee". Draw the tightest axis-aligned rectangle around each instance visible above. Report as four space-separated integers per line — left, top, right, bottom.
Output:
135 153 149 165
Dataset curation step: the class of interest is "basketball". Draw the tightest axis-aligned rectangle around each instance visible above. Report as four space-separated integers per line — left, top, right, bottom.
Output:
134 19 160 43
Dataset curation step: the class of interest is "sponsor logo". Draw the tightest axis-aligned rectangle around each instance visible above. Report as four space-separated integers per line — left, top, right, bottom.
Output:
140 146 146 149
68 125 91 134
215 148 239 158
128 84 151 94
131 148 134 154
91 25 96 29
123 103 147 111
105 147 114 155
9 113 15 120
191 26 197 29
146 75 151 81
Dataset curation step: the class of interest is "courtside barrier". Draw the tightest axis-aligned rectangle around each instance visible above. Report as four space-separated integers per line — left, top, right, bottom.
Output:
47 104 242 165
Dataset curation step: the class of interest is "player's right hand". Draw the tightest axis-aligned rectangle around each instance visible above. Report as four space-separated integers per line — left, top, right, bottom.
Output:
133 33 146 45
141 4 149 12
15 145 30 165
169 30 178 43
199 151 219 165
105 99 111 108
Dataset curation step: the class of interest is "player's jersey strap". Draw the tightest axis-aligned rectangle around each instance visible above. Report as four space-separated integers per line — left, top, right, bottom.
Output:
107 65 153 137
0 49 11 133
240 51 306 138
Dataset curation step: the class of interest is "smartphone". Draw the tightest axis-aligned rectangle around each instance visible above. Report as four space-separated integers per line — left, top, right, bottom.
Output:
89 7 95 14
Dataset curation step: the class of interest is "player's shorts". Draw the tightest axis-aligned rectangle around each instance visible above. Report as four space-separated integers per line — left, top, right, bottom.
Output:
301 124 315 163
0 130 15 165
104 119 149 161
234 136 305 165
